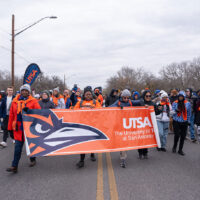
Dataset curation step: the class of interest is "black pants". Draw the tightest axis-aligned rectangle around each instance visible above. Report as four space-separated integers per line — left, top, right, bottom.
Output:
12 140 36 167
173 121 188 151
80 153 95 161
2 116 13 142
138 148 148 156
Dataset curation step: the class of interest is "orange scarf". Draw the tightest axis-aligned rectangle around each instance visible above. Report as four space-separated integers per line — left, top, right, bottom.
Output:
13 94 35 114
77 96 81 102
160 99 170 106
175 100 187 121
52 94 64 107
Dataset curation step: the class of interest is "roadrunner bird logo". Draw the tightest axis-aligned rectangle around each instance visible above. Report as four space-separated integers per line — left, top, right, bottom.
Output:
23 109 108 157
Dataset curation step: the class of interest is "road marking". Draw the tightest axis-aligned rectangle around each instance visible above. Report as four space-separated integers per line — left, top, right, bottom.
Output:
96 153 104 200
106 152 119 200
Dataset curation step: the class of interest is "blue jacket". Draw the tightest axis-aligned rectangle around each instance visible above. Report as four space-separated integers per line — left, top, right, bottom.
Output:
110 98 142 107
65 98 72 109
132 91 140 100
0 95 15 118
172 100 191 122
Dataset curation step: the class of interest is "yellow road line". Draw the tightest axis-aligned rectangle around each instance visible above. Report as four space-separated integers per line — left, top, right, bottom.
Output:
96 153 104 200
106 152 119 200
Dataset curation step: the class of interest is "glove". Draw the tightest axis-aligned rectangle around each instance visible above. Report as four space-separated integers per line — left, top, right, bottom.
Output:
23 107 29 112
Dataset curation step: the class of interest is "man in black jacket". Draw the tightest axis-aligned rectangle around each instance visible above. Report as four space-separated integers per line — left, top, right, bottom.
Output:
105 89 119 107
0 86 15 147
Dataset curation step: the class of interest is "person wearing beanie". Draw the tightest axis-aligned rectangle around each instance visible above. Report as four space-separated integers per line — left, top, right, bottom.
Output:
155 92 173 152
70 86 82 107
39 90 55 109
73 87 101 168
185 88 197 142
110 89 142 168
6 84 41 173
52 87 65 109
172 91 191 156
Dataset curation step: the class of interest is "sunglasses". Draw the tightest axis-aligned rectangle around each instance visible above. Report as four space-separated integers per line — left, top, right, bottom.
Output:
145 95 151 98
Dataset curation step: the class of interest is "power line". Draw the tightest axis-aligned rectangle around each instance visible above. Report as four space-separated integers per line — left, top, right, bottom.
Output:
0 45 31 63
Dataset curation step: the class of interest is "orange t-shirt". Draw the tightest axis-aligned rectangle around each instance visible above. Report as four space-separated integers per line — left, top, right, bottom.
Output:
74 99 101 109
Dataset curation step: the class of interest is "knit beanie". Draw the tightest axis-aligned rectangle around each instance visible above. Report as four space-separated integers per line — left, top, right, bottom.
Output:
178 91 186 98
20 84 31 93
121 89 131 97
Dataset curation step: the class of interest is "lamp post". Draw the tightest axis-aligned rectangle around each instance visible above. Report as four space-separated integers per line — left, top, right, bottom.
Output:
11 15 57 88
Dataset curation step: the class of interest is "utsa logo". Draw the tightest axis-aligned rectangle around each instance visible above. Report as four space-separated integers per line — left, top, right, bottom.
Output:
23 109 108 157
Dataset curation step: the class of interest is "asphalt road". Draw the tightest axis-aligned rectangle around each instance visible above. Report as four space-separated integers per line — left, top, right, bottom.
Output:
0 133 199 200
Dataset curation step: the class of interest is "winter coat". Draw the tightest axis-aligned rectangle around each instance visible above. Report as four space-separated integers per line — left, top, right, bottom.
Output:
110 98 142 107
105 89 119 107
155 102 173 122
172 100 191 123
0 95 15 118
39 99 55 109
8 95 41 141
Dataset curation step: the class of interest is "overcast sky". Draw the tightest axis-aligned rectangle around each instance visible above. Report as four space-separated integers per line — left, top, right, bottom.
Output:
0 0 200 89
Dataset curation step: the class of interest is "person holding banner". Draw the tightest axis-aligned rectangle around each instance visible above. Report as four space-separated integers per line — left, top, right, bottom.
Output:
74 87 101 168
6 84 41 173
110 89 142 168
138 90 155 159
172 91 191 156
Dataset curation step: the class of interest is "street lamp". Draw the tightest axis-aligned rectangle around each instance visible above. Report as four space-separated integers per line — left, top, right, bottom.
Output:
11 15 57 88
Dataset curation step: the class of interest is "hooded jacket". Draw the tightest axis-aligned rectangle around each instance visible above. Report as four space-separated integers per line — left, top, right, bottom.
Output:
105 89 119 107
8 94 41 141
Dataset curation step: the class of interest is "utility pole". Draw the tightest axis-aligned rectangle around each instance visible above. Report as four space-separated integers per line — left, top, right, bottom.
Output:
11 14 15 88
10 15 57 88
64 74 66 88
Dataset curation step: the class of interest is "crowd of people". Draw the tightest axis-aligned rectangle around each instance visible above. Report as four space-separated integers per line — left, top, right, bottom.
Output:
0 83 200 173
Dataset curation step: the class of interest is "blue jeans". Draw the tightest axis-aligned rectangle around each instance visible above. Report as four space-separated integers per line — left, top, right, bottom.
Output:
12 140 36 167
189 114 195 139
157 121 169 148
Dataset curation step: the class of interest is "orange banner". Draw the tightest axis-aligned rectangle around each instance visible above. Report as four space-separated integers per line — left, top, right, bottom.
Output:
23 107 160 157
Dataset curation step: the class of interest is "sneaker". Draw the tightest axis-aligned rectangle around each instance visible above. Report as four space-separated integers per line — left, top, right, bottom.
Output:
90 155 96 162
120 159 126 168
76 161 84 168
157 148 161 151
178 151 185 156
6 167 18 173
29 160 36 167
161 148 166 152
191 138 197 143
0 141 7 147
